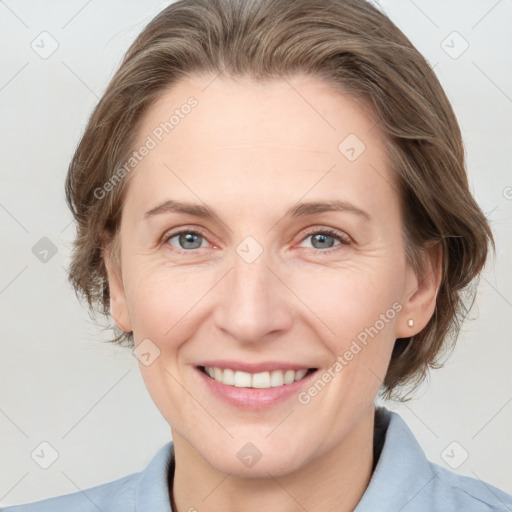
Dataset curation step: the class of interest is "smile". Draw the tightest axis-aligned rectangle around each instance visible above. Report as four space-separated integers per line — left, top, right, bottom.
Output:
200 366 316 388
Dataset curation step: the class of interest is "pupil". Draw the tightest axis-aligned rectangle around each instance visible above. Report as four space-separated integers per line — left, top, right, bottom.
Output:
181 233 201 249
313 233 333 249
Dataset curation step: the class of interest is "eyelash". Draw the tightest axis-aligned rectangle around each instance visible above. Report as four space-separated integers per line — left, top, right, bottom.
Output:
161 226 351 255
300 227 351 254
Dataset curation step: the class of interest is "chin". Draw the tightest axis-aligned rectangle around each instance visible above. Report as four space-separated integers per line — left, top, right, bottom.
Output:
211 451 305 479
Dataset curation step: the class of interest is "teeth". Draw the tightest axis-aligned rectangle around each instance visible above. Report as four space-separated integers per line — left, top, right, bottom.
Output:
270 370 284 387
252 371 271 388
203 367 311 388
213 367 223 381
283 369 295 384
234 370 252 388
294 369 308 381
223 368 235 385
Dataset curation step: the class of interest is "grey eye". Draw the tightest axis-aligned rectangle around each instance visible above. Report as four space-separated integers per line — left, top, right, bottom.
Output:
168 231 204 250
308 233 338 250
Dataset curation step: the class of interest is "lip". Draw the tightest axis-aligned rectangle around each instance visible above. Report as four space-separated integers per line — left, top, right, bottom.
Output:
197 360 315 373
195 365 318 411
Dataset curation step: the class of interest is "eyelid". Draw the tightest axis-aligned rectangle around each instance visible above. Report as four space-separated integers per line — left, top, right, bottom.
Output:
296 226 352 254
300 226 352 244
161 225 352 254
161 226 214 251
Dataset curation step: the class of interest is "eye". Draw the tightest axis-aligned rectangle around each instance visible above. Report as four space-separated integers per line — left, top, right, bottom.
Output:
162 228 210 253
161 226 351 255
298 228 351 253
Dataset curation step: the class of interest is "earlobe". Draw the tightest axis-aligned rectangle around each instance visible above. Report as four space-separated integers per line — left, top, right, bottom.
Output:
396 243 442 338
103 234 133 333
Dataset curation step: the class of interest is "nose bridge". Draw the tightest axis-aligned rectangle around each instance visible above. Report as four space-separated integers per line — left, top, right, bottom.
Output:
213 237 292 343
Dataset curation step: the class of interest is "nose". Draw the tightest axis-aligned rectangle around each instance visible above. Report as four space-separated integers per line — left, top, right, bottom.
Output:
212 246 293 346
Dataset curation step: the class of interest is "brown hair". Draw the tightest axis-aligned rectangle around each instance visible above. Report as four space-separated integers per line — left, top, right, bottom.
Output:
65 0 494 400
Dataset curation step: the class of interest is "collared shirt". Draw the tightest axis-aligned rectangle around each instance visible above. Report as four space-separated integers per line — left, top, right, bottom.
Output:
3 407 511 511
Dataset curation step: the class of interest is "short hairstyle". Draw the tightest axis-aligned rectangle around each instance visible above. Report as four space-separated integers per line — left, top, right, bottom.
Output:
65 0 494 400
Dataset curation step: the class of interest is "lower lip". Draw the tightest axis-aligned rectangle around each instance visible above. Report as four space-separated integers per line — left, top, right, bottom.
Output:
196 367 317 411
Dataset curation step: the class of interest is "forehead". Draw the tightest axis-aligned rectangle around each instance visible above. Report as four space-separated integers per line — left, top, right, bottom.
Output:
139 74 382 151
125 74 394 213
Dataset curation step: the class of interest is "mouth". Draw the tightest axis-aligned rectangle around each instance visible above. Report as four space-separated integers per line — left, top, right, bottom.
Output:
198 365 317 389
194 360 320 410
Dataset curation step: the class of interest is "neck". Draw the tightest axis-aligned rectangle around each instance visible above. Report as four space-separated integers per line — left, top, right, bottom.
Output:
170 407 375 512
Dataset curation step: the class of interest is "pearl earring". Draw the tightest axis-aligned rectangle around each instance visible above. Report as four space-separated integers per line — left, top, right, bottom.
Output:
407 319 414 327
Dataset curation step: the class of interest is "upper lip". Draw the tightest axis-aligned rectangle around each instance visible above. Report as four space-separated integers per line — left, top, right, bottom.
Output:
197 360 317 373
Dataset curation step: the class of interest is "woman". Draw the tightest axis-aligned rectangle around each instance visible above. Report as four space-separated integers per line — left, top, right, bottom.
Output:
4 0 511 510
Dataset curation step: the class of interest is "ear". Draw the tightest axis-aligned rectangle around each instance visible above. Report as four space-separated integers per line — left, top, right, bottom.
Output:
102 231 133 333
396 242 442 338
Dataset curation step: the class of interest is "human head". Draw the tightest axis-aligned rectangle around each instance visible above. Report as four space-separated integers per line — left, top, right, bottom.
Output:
65 0 493 405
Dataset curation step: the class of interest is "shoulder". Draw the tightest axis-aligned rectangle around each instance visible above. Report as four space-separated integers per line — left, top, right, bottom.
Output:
356 408 512 512
1 441 174 512
427 461 512 511
0 472 139 512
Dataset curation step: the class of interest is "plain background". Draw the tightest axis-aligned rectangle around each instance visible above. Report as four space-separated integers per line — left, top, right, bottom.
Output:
1 0 511 506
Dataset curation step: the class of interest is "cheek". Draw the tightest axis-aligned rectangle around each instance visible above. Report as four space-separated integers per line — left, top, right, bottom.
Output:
290 259 404 340
124 261 209 341
290 259 404 393
124 266 208 424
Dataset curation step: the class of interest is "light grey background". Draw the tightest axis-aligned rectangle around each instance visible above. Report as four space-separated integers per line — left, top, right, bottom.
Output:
1 0 511 506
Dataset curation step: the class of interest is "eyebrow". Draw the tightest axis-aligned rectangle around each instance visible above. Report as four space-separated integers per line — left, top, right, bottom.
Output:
144 199 371 221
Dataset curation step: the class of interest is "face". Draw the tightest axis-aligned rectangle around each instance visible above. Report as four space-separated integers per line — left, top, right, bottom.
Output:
106 74 436 477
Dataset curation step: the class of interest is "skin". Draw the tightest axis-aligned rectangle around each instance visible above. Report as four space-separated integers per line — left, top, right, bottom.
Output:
105 74 441 512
